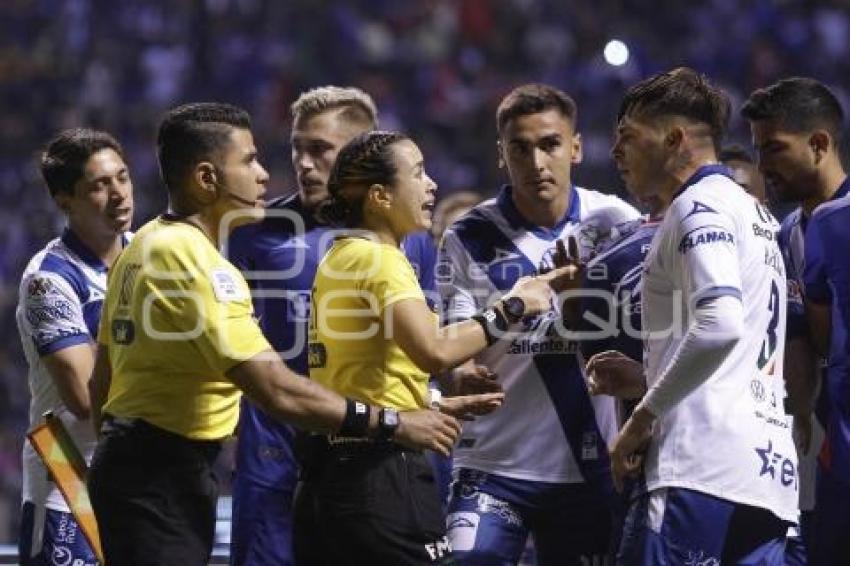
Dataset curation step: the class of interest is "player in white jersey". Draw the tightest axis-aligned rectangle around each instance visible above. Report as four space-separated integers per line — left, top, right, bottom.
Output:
742 77 850 565
590 67 796 564
16 129 133 566
439 83 640 564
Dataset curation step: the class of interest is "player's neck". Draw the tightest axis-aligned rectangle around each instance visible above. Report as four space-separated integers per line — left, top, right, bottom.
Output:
67 224 124 268
512 186 570 229
802 163 847 216
661 154 720 207
170 209 221 248
357 219 402 248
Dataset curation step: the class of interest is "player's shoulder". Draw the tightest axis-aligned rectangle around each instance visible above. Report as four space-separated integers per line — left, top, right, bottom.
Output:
779 207 803 236
575 185 638 219
670 173 747 222
811 194 850 226
133 216 218 271
592 218 657 264
20 238 89 298
443 195 499 242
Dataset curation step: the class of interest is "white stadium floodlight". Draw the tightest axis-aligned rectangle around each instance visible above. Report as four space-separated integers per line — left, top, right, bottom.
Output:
604 39 630 67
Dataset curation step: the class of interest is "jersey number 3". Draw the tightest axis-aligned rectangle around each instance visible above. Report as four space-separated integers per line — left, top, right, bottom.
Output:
758 280 780 370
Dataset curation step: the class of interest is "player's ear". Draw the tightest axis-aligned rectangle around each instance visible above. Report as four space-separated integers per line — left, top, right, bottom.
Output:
193 162 218 201
665 126 684 151
497 140 506 169
809 130 831 164
571 133 583 165
367 183 392 209
54 189 72 213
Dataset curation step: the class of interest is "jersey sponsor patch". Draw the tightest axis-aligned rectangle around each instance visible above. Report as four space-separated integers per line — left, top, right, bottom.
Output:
678 226 735 253
25 298 75 326
211 268 245 302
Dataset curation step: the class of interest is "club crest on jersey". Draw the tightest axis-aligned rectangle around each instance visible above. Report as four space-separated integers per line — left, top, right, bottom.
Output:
27 277 53 297
678 226 734 253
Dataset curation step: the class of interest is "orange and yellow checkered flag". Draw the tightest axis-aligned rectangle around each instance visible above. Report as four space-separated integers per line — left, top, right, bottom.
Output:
27 412 104 564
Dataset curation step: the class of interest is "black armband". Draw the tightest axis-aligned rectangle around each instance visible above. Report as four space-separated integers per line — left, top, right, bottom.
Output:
471 306 509 346
339 399 371 437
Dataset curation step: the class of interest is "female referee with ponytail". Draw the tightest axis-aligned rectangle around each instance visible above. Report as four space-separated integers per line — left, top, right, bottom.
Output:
294 131 577 565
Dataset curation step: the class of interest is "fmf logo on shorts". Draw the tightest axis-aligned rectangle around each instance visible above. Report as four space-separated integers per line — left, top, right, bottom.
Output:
754 439 797 490
678 226 734 253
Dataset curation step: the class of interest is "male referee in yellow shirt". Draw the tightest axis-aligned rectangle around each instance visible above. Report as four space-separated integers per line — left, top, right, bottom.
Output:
86 103 492 565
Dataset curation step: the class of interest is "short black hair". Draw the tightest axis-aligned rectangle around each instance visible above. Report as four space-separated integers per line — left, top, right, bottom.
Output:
618 67 731 152
741 77 844 143
496 84 577 134
719 144 754 165
320 130 410 228
157 102 252 193
40 128 126 198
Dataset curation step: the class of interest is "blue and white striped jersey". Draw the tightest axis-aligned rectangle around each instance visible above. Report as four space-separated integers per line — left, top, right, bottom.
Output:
438 184 639 483
17 228 130 511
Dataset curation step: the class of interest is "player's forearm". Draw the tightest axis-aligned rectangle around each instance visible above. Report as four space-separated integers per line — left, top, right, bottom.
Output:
418 320 489 373
639 295 743 418
229 354 347 433
43 344 96 420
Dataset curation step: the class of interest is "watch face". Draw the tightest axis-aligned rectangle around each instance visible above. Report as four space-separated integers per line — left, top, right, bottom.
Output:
383 409 399 427
504 296 525 320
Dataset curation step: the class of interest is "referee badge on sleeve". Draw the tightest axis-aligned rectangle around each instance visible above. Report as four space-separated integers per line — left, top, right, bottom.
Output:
211 269 245 302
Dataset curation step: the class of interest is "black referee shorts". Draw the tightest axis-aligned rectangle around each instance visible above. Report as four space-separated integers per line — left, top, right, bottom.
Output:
293 437 451 565
87 416 222 566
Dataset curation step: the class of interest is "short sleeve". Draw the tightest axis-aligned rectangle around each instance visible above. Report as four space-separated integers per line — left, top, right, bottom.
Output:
673 198 742 306
803 216 831 304
142 244 271 375
437 229 481 325
20 272 90 355
360 247 425 315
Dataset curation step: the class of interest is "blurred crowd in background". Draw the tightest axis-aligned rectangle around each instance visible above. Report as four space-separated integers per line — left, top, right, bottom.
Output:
2 0 850 543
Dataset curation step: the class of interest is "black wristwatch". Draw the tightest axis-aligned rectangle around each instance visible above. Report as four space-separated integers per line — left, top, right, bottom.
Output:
501 296 526 323
377 408 400 441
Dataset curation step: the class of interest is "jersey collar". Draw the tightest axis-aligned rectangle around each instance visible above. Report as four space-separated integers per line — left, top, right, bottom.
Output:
671 164 734 202
497 184 580 240
61 227 110 273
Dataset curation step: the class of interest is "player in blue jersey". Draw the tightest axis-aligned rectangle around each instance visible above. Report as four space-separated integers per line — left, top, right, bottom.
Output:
16 129 133 566
226 86 378 566
743 77 850 565
804 195 850 565
595 67 796 565
439 83 640 565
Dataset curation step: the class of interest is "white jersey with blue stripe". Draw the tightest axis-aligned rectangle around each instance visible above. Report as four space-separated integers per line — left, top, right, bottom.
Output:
641 166 798 522
16 228 131 512
438 185 640 483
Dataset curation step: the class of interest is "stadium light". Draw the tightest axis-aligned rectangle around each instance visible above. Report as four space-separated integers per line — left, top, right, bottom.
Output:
604 39 629 67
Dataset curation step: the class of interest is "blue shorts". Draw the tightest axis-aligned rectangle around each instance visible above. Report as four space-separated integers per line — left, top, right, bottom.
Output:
18 501 98 566
230 480 294 566
446 468 614 565
619 487 789 565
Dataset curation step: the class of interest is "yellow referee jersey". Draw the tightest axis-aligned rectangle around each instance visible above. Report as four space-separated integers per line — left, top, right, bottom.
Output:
308 237 432 411
98 216 270 440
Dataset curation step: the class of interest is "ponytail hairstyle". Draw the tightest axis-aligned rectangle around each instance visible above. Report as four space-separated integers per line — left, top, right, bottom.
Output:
319 130 410 228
